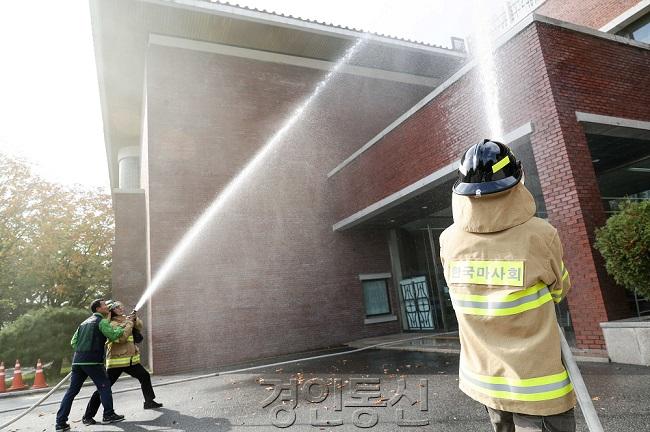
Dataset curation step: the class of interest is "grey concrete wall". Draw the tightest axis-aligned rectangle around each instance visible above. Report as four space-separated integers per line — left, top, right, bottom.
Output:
601 318 650 366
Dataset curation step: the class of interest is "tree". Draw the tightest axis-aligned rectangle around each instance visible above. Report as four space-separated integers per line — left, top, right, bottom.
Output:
594 200 650 300
0 307 89 376
24 186 114 308
0 153 114 328
0 156 44 324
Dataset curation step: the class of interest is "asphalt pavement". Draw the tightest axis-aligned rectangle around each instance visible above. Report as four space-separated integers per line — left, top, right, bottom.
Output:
1 347 649 431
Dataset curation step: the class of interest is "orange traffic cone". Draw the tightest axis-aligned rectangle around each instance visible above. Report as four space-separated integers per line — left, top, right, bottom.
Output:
8 359 27 391
32 359 48 389
0 361 6 393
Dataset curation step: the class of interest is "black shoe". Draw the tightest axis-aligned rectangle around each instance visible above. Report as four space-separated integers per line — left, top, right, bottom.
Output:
55 423 71 431
102 413 125 424
143 400 163 409
82 416 97 425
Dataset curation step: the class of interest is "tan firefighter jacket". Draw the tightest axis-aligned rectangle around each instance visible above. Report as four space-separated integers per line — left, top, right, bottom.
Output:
439 181 575 416
105 315 142 369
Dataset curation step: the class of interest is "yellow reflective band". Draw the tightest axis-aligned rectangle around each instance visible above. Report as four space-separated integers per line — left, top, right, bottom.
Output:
449 260 524 287
454 294 552 316
107 357 130 367
452 281 546 303
127 336 134 342
463 366 569 387
106 354 141 368
492 156 510 173
451 282 552 316
463 380 574 402
562 269 569 281
460 364 574 401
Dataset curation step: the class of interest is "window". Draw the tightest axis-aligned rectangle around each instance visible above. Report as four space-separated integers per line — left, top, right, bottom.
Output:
618 13 650 44
361 277 391 317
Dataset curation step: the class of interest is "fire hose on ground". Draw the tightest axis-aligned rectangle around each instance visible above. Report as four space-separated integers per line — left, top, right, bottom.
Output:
558 324 604 432
1 333 450 430
1 330 604 431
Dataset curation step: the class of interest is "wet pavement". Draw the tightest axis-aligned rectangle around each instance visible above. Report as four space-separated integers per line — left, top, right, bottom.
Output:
1 347 649 431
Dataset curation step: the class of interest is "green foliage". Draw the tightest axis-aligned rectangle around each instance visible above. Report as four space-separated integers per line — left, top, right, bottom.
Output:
595 200 650 300
0 154 114 328
0 307 89 374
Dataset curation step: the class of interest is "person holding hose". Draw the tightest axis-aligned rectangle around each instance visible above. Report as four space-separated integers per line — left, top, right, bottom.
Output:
82 300 162 425
439 139 575 432
55 299 132 431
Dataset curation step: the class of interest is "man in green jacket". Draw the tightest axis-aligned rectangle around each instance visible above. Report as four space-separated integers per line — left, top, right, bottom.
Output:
55 299 134 431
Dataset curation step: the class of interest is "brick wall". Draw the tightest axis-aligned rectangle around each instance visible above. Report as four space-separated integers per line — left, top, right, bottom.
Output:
330 20 650 348
111 190 150 365
535 22 650 345
536 0 641 29
143 44 432 373
329 24 545 221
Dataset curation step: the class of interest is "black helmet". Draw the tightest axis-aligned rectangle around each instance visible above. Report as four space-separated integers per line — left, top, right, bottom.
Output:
452 139 522 196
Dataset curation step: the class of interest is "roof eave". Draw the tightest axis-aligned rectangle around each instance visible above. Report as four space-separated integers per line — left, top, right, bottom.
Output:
143 0 467 58
89 0 117 191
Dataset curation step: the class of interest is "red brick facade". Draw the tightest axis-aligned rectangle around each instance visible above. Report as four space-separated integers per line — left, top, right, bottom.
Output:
536 23 650 346
537 0 641 29
331 20 650 349
111 191 149 364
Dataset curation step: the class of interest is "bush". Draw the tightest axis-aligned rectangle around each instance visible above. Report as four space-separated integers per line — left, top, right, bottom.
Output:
0 307 89 376
595 200 650 300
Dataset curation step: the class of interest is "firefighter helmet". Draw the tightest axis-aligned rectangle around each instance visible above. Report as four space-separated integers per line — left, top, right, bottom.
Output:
106 299 123 311
452 139 522 196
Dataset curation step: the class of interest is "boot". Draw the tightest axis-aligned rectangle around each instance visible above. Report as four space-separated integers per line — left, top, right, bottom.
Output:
144 400 163 409
102 413 125 424
82 416 97 425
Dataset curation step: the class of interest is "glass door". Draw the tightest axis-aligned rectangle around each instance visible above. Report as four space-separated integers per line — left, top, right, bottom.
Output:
396 222 457 331
426 225 457 331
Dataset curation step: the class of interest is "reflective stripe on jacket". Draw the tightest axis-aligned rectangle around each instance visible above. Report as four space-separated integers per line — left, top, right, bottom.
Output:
439 181 575 416
105 316 142 369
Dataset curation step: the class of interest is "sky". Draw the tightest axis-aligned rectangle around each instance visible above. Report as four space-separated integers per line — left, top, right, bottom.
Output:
0 0 507 191
0 2 107 190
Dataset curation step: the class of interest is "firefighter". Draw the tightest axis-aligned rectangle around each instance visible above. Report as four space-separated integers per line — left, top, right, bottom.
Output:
82 300 162 425
55 299 133 431
439 139 576 432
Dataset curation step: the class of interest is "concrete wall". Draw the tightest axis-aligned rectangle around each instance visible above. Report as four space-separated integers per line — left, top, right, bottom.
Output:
143 44 433 373
330 20 650 349
601 318 650 365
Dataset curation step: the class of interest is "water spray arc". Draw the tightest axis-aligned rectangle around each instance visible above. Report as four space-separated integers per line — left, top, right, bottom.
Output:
135 36 367 311
470 0 504 142
466 5 602 431
0 35 370 431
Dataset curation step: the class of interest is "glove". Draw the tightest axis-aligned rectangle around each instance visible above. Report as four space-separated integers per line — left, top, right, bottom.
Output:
132 328 144 343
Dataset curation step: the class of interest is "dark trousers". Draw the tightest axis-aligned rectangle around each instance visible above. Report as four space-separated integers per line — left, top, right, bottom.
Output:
56 365 114 425
486 406 576 432
84 363 155 418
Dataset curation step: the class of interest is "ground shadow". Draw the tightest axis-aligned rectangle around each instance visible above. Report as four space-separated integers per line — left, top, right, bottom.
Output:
110 408 232 432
